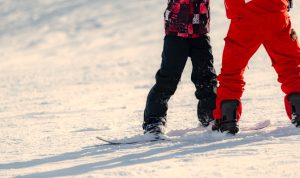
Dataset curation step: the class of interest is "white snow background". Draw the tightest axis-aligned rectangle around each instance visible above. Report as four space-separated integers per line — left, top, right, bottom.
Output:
1 0 300 177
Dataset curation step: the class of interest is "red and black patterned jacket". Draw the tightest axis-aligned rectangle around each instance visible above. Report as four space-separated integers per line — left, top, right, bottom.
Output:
164 0 210 38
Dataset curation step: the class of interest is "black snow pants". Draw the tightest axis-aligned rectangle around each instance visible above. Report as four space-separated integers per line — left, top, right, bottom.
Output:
143 35 217 128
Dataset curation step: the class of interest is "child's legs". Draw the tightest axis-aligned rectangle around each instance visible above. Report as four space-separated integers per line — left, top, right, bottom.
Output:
190 35 217 99
144 36 189 125
213 19 262 120
263 21 300 119
189 35 217 115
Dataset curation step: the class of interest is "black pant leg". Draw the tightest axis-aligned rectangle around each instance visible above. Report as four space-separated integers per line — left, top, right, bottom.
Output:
143 36 189 127
189 35 217 119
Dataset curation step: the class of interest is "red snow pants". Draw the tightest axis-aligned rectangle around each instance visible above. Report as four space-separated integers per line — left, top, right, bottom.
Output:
213 9 300 121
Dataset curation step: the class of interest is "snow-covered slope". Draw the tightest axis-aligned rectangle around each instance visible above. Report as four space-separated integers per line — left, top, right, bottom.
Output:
1 0 300 177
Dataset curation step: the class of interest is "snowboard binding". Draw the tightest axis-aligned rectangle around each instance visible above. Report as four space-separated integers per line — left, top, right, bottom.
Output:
143 117 167 135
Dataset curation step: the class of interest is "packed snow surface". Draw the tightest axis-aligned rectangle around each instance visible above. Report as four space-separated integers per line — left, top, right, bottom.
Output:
0 0 300 177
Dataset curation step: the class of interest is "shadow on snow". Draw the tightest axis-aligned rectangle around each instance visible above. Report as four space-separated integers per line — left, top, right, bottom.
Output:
1 126 299 178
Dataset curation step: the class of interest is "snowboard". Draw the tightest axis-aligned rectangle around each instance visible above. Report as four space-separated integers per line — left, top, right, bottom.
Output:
96 133 174 145
97 119 271 145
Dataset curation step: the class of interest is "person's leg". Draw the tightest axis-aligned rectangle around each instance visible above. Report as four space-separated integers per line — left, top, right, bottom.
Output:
263 14 300 125
143 35 189 132
213 17 262 134
189 34 217 127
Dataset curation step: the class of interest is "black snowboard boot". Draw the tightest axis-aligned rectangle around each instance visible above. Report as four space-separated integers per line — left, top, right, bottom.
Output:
197 98 215 127
143 117 166 135
212 100 240 135
198 109 214 127
288 94 300 127
196 92 216 127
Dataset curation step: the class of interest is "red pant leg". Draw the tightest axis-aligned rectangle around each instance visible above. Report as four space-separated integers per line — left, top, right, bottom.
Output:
213 17 262 120
263 15 300 119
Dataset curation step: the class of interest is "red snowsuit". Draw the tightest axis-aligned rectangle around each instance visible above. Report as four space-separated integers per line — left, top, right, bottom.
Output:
213 0 300 120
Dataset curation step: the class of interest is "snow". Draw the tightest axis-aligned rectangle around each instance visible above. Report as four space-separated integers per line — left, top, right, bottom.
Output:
1 0 300 177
